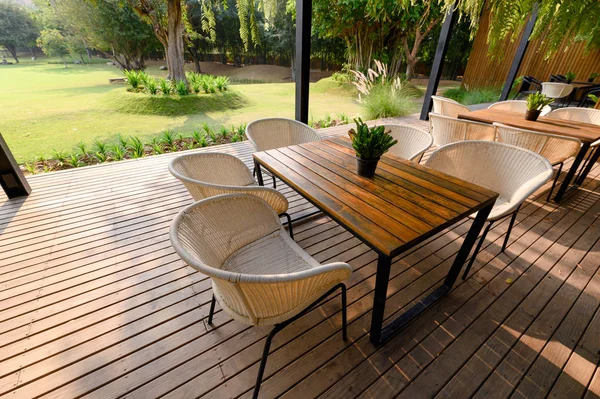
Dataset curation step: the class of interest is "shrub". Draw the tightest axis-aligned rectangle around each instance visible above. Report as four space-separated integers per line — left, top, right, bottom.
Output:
158 78 171 95
161 129 176 147
443 87 501 105
145 77 159 95
128 136 145 158
331 71 352 83
123 70 144 90
150 137 164 154
68 154 81 168
24 162 37 174
220 126 229 140
76 141 88 156
52 149 67 164
215 76 229 91
112 145 125 161
174 80 189 95
363 84 417 119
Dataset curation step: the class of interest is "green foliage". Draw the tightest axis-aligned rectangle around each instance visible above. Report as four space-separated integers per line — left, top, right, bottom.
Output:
589 72 599 81
526 92 554 111
150 137 164 154
443 87 501 105
0 2 38 64
68 154 82 168
588 93 599 104
76 141 88 156
112 145 125 161
52 149 67 163
93 139 108 155
145 77 159 95
565 71 576 83
174 80 189 96
158 78 171 95
363 85 417 119
37 29 70 64
161 129 176 146
215 76 229 91
116 134 128 149
128 136 145 158
220 125 229 140
123 70 144 90
24 162 37 175
331 71 352 83
348 118 398 160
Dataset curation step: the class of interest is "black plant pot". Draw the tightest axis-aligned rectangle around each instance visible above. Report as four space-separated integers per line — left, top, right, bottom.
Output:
588 77 596 83
525 109 541 122
356 157 380 178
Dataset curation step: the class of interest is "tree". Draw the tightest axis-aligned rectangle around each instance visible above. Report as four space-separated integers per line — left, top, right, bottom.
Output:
37 28 70 67
49 0 158 70
0 2 39 63
129 0 187 82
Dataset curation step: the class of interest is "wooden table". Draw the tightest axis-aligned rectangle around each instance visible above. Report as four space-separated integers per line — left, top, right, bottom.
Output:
459 109 600 202
253 137 498 345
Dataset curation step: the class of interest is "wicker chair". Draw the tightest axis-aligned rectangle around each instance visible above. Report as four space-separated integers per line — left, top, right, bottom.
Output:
246 118 321 188
383 124 433 162
429 113 495 146
169 152 295 238
170 194 352 399
541 82 574 99
431 95 471 117
488 100 552 116
546 107 600 125
494 123 581 201
426 141 553 279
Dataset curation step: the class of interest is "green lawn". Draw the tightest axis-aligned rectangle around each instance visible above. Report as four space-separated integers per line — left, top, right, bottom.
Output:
1 59 363 163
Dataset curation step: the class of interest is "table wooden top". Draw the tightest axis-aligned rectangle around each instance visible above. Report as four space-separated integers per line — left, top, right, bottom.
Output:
459 109 600 144
253 137 498 257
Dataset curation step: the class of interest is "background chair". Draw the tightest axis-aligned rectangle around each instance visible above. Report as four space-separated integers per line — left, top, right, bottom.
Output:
383 124 433 162
494 123 581 201
429 113 495 147
541 82 574 99
246 118 321 188
169 152 295 238
514 76 542 100
488 100 552 116
431 95 470 117
425 141 552 279
170 194 352 398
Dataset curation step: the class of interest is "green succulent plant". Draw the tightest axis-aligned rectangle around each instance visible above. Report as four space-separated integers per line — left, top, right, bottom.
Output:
348 118 397 160
526 92 554 111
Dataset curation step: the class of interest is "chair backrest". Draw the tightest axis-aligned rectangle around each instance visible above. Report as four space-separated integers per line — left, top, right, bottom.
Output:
488 100 552 116
246 118 321 152
383 124 433 162
171 194 283 321
429 113 495 146
493 123 581 165
169 153 255 200
425 141 553 209
431 95 470 117
546 107 600 126
541 82 574 99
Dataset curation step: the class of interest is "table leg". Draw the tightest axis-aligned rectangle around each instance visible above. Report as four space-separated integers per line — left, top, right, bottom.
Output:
369 255 392 345
369 202 493 345
575 146 600 185
255 160 264 186
554 143 590 202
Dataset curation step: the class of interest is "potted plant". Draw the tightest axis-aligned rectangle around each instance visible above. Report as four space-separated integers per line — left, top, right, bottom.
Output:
564 71 576 83
588 72 599 82
525 93 554 121
348 118 397 178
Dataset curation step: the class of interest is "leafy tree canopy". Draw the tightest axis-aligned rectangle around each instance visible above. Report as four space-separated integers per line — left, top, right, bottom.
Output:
0 2 39 63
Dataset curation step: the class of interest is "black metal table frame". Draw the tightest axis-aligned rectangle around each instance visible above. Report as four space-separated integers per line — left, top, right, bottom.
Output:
554 143 600 202
254 160 495 346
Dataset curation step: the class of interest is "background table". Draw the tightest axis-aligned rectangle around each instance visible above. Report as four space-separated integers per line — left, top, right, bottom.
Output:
459 109 600 202
253 137 498 344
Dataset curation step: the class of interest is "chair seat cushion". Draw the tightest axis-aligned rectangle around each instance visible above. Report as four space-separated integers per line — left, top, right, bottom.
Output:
223 232 319 275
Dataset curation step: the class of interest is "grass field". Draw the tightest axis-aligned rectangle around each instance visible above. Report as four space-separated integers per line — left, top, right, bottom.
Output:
1 58 363 162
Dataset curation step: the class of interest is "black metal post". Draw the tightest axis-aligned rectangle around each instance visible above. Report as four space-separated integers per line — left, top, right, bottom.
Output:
0 133 31 199
419 4 457 120
295 0 312 123
370 255 392 345
499 4 538 101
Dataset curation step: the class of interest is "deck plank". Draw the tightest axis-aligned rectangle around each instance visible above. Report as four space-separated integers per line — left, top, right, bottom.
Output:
1 115 598 399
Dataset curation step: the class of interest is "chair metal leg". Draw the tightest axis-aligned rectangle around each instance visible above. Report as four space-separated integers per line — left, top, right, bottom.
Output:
502 209 519 252
281 212 294 239
252 283 347 398
547 162 564 202
462 222 492 280
207 294 216 325
253 166 256 177
272 175 276 189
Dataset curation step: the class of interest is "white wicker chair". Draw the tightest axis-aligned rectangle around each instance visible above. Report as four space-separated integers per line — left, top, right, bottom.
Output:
246 118 321 188
429 113 495 146
431 95 471 117
488 100 552 116
170 194 352 398
425 141 553 279
169 152 294 238
494 123 582 201
383 124 433 162
541 82 574 99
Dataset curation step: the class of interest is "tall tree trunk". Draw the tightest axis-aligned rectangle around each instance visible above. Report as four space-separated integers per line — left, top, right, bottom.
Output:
6 45 19 63
166 0 186 82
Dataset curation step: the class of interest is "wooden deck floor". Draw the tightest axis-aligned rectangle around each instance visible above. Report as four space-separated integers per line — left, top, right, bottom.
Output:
1 115 600 399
